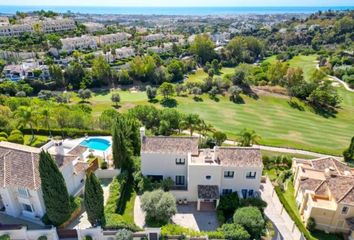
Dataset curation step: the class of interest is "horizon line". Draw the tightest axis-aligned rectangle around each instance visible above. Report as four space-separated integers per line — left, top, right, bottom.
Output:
1 5 354 7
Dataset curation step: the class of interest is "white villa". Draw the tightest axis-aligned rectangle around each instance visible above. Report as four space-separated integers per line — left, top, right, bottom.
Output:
0 136 112 223
142 33 165 42
140 128 263 211
147 43 174 54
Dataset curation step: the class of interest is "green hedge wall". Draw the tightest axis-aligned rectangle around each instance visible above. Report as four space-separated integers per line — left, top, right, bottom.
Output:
274 186 313 240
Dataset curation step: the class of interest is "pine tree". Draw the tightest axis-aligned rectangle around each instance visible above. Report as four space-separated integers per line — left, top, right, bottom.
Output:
39 151 71 226
84 172 104 226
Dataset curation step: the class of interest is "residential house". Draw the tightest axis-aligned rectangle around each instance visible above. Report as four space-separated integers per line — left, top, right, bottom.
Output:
0 141 88 223
140 128 263 211
61 35 97 52
292 157 354 234
147 43 174 54
142 33 165 42
82 22 105 33
115 47 135 59
3 64 24 81
0 18 76 37
0 17 9 26
96 32 131 46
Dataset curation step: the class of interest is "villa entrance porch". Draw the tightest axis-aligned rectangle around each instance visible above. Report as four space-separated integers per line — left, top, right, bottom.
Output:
197 185 220 211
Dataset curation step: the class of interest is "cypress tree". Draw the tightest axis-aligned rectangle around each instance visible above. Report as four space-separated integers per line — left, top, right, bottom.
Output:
84 172 104 226
112 117 131 170
343 136 354 162
39 151 71 226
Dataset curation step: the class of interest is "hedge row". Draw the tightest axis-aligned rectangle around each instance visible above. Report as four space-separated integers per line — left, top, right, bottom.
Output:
274 186 314 240
19 128 111 138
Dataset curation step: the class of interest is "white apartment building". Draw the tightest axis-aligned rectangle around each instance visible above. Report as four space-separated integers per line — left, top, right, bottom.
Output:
140 128 263 211
115 47 135 59
96 32 132 46
147 43 174 54
61 35 97 52
0 18 76 37
142 33 165 42
82 22 105 33
0 141 88 223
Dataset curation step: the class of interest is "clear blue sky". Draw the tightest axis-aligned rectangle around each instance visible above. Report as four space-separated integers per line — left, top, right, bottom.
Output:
2 0 354 7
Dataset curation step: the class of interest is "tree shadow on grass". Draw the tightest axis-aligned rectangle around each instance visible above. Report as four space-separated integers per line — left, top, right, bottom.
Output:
288 100 305 111
93 89 110 96
311 106 338 118
116 179 133 215
230 96 245 104
209 96 220 102
193 96 203 102
148 99 159 104
160 98 178 108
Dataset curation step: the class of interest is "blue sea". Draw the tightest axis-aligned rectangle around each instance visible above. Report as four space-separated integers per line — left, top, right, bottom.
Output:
0 6 353 15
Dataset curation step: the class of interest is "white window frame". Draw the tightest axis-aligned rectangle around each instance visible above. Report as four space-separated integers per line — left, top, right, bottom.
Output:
224 171 234 178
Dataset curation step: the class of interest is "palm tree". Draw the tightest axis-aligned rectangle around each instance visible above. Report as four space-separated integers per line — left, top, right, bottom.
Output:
237 128 261 147
14 107 37 143
182 114 201 136
40 108 53 137
197 120 215 137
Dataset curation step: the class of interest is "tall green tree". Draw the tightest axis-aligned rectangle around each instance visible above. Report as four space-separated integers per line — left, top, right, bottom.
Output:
39 151 71 226
182 114 201 136
84 172 104 226
92 55 112 86
237 128 261 147
190 34 216 64
49 64 65 88
112 118 131 170
343 136 354 162
159 82 175 99
40 107 53 137
14 106 37 143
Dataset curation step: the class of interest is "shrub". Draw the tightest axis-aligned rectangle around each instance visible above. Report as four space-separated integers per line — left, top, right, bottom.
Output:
115 229 133 240
219 223 250 240
239 197 267 210
141 189 177 226
0 137 7 141
0 235 10 240
0 131 8 138
100 161 108 169
217 192 239 221
82 236 92 240
37 236 47 240
7 129 24 144
233 206 265 239
161 224 201 237
307 217 316 231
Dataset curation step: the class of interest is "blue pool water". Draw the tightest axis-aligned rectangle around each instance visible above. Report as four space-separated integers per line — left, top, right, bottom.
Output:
80 138 111 151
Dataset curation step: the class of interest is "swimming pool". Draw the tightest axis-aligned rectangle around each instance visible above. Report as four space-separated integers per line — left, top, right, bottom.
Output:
80 138 111 151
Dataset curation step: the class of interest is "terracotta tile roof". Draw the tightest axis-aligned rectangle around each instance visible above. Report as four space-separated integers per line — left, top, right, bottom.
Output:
299 178 323 192
141 136 199 155
0 141 83 190
311 157 352 176
74 162 88 173
198 185 219 199
296 156 354 205
68 145 87 156
216 147 262 167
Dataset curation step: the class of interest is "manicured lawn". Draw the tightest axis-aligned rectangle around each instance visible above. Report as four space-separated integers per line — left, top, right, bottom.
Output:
24 134 49 147
287 55 318 81
260 150 316 160
186 67 235 84
172 89 353 155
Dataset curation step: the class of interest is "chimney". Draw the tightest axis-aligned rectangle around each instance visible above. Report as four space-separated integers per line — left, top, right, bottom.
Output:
54 139 65 156
140 127 146 142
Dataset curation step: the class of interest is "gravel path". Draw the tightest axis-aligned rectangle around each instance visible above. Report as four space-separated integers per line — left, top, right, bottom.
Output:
316 64 354 92
134 195 145 228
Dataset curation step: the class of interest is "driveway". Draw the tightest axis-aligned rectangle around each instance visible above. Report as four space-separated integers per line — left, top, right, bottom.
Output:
134 195 145 228
67 178 113 229
172 203 218 232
